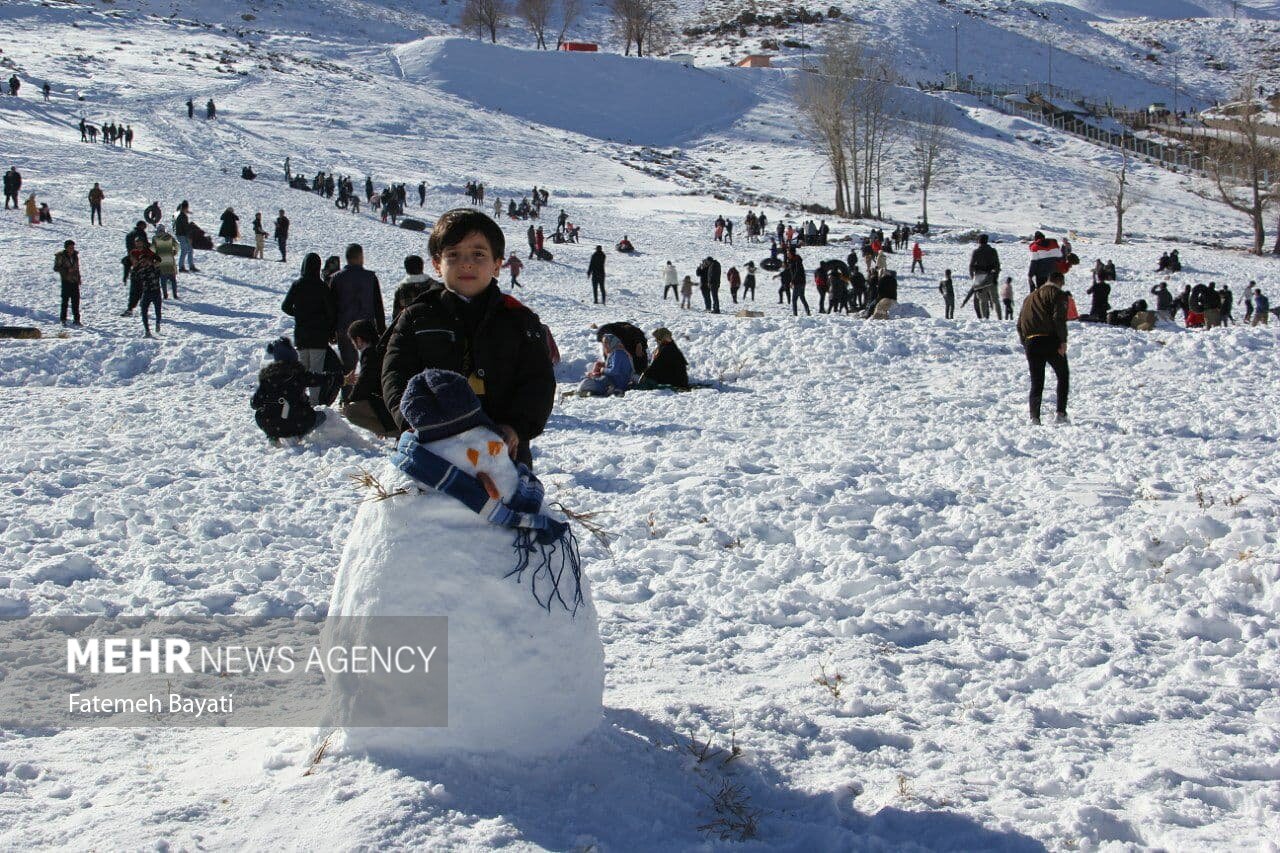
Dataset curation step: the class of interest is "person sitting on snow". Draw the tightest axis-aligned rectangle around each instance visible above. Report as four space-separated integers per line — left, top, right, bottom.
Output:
577 334 633 397
636 328 689 390
340 319 398 437
615 235 635 253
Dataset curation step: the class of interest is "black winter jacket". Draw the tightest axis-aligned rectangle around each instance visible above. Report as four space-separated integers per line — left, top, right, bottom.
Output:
252 362 318 438
641 341 689 389
381 281 555 450
588 250 606 282
282 274 337 349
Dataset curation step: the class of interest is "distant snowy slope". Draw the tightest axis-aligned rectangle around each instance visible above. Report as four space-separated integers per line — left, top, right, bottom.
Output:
394 38 759 147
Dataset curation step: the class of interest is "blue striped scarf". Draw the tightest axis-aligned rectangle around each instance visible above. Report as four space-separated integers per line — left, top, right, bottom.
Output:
390 432 583 615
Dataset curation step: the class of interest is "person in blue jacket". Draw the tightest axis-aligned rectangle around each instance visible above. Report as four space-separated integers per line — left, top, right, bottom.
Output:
577 334 633 396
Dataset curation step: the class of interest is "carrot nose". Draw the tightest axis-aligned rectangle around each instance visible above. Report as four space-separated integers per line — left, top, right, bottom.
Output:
466 448 480 466
477 472 501 500
488 440 504 457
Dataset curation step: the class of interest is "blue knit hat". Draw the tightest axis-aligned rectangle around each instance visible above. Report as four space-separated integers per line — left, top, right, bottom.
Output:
400 369 496 442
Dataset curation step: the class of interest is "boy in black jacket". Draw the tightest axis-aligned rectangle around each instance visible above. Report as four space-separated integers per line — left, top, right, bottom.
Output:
382 209 554 466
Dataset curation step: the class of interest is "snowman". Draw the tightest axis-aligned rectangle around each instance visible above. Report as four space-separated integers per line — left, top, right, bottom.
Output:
320 369 604 758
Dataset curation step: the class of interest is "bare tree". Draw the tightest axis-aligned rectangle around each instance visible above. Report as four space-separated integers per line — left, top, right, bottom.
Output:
1195 78 1280 255
1095 148 1144 244
795 60 854 215
517 0 552 48
850 54 897 220
908 102 953 230
461 0 508 44
555 0 581 48
609 0 672 57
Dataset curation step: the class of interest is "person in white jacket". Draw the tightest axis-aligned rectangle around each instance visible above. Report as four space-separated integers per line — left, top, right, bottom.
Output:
662 261 679 300
1000 277 1015 320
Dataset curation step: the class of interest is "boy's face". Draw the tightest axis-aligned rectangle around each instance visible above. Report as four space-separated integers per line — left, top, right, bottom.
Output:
434 231 501 298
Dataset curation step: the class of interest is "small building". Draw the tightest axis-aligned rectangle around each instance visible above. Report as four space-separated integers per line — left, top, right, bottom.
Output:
560 42 598 52
736 54 774 68
668 52 696 65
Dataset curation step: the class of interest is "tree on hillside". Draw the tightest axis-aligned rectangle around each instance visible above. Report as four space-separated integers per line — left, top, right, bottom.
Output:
462 0 508 44
908 102 952 230
793 28 898 219
609 0 673 57
1195 78 1280 255
517 0 552 49
1094 148 1145 244
555 0 581 48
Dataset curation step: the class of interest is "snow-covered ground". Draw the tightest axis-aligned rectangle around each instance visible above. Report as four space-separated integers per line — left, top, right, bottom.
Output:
1 3 1279 850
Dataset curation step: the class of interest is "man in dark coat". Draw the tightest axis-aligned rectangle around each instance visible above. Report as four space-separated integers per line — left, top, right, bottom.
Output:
186 98 194 119
330 243 385 371
273 210 290 262
587 246 607 305
340 319 397 435
705 256 722 314
1016 271 1070 425
54 240 82 326
3 166 20 209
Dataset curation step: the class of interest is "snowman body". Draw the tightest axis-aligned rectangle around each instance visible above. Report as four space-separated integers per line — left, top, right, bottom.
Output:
321 426 604 758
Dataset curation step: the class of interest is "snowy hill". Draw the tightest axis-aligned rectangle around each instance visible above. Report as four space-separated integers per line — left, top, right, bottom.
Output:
1 0 1279 850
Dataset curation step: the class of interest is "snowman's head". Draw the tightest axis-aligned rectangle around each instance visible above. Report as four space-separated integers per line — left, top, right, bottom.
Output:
399 369 518 500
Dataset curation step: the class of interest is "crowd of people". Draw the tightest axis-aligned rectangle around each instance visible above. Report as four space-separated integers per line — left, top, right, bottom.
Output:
6 127 1276 448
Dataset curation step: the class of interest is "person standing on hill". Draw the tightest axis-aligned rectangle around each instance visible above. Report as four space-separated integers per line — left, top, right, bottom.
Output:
282 253 337 403
252 212 266 259
742 261 757 301
186 98 194 119
274 209 290 262
173 200 198 272
662 261 679 300
54 240 82 326
939 269 955 319
911 241 924 273
2 166 20 210
588 245 607 305
788 249 810 316
88 182 104 225
1000 277 1014 320
1017 270 1070 425
206 99 216 119
152 224 179 299
330 243 385 371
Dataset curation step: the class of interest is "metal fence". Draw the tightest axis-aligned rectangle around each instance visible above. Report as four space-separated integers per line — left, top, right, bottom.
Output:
924 77 1272 185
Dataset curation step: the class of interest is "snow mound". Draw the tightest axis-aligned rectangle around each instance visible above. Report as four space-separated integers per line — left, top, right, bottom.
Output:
394 37 759 146
321 427 604 758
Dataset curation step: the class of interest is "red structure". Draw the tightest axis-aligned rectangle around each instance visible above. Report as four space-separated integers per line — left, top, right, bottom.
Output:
560 42 599 52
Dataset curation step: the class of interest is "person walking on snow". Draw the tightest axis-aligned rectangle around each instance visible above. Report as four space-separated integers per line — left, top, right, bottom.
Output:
662 261 679 300
503 253 524 288
206 99 216 119
186 98 194 119
911 241 924 273
1017 270 1070 425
